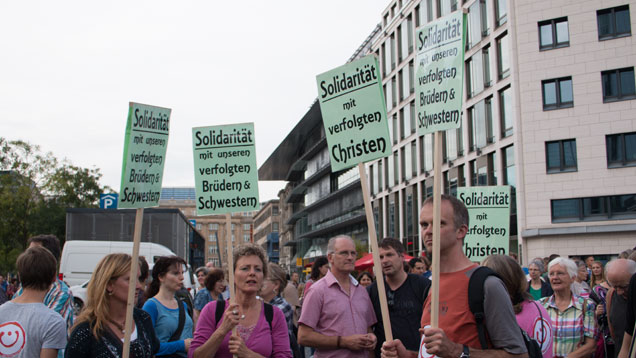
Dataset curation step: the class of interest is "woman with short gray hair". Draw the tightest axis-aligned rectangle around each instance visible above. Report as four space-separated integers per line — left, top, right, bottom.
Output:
541 257 598 357
527 259 553 300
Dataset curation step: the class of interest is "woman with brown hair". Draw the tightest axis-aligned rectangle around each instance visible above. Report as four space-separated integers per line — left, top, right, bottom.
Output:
65 253 159 357
482 254 554 357
143 256 193 357
193 268 226 324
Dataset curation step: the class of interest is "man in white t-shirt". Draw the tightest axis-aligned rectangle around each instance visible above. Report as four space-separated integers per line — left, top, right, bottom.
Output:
0 246 66 358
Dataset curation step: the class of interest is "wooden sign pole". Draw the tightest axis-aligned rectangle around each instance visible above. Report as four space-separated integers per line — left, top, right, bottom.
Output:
358 162 393 342
225 213 238 358
430 131 443 328
122 207 143 358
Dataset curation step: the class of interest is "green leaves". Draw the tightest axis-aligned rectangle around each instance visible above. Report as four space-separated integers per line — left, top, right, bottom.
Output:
0 138 110 272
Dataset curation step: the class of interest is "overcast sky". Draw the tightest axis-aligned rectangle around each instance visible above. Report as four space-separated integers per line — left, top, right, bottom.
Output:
0 0 389 202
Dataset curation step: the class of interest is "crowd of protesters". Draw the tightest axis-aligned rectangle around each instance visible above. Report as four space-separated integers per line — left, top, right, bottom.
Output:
1 196 636 358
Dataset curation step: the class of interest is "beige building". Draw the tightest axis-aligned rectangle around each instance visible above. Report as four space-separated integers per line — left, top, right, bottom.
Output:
159 188 255 268
364 0 636 263
513 0 636 260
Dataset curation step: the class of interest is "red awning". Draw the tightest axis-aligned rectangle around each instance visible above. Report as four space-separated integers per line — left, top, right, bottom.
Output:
354 252 414 271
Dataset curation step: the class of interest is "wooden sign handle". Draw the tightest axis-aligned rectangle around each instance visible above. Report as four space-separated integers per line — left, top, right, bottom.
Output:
430 131 442 328
358 162 393 342
225 213 238 358
122 208 143 358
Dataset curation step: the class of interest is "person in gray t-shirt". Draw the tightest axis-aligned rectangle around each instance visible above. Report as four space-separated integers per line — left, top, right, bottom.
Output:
0 247 67 358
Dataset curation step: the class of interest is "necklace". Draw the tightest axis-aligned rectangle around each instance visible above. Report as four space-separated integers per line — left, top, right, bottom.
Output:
240 301 258 320
109 319 125 334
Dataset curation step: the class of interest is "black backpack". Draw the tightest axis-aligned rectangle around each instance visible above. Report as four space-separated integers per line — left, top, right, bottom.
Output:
214 300 302 358
467 266 542 358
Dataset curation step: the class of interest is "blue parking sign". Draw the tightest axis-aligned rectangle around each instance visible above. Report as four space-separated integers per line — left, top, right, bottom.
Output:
100 194 119 209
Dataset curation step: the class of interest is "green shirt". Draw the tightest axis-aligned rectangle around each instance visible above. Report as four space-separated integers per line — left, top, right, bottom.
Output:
529 285 542 301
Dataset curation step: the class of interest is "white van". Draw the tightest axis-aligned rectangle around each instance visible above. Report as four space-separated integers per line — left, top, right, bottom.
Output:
60 241 179 287
62 241 196 314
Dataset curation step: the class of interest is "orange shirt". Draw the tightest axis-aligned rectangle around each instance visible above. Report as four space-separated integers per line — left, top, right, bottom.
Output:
420 264 483 349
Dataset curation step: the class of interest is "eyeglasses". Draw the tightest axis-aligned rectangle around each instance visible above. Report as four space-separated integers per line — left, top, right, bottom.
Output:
335 250 357 257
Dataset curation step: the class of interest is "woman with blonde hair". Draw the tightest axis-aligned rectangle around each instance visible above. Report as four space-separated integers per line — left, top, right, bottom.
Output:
261 263 294 333
65 253 159 357
190 244 291 358
590 261 609 290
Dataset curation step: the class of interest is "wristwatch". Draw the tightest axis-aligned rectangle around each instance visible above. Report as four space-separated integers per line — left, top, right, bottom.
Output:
459 345 470 358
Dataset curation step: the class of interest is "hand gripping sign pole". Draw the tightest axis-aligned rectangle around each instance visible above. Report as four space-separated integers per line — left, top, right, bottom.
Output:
117 102 171 358
415 10 466 336
191 123 260 358
316 54 393 342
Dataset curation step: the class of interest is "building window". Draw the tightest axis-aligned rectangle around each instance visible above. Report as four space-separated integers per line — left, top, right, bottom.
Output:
411 141 418 177
602 67 636 102
208 234 216 242
545 139 577 173
409 61 415 94
467 0 489 49
209 246 218 254
503 145 515 187
392 114 398 144
495 0 507 26
606 132 636 167
243 223 250 230
499 86 513 137
243 234 250 243
437 0 457 17
388 153 395 187
597 5 631 40
497 33 510 79
196 223 201 230
209 223 218 230
466 46 491 98
551 194 636 222
272 206 279 215
538 17 569 50
272 222 279 232
393 151 399 186
469 97 493 151
542 77 573 110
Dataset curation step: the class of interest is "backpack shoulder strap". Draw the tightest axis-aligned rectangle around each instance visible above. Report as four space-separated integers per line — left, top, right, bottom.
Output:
214 300 226 328
264 302 273 331
468 266 499 350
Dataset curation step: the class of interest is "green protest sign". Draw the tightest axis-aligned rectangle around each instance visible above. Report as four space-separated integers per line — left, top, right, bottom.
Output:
316 55 391 171
192 123 259 215
118 102 171 208
457 186 511 261
415 11 466 135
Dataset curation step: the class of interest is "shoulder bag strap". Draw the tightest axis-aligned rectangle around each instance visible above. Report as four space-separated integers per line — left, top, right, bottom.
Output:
606 287 615 339
168 300 186 342
532 300 544 346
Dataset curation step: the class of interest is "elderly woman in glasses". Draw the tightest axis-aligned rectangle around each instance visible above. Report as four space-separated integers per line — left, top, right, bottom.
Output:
540 257 598 358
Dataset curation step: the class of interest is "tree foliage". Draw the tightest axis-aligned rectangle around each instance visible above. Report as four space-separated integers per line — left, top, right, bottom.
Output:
0 138 110 273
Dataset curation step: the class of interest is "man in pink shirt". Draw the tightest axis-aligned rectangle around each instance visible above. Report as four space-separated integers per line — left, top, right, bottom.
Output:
298 235 377 358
